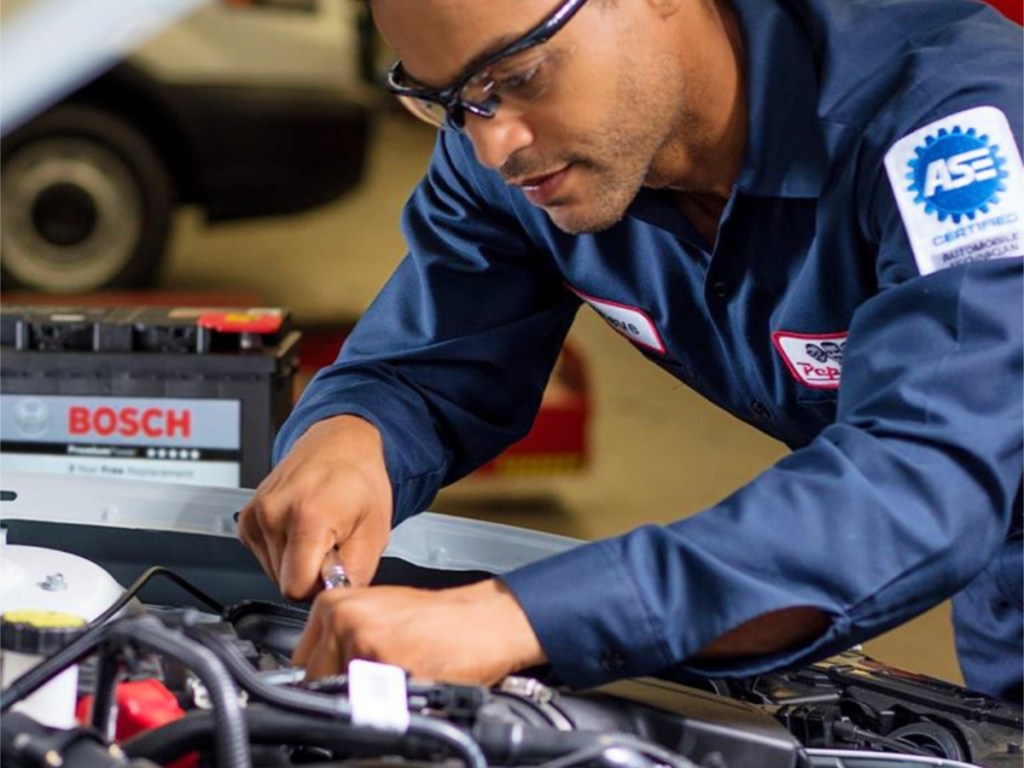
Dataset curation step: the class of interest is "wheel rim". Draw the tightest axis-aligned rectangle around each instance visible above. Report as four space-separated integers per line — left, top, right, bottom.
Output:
2 137 144 292
32 182 100 247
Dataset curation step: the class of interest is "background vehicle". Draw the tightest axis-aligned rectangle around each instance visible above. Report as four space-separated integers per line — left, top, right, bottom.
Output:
0 0 375 294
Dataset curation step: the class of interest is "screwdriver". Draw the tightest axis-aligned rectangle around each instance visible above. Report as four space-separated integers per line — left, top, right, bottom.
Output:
321 546 352 590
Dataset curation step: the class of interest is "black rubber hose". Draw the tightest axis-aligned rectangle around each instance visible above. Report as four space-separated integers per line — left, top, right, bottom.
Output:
1 711 151 768
473 722 696 768
184 621 352 718
91 647 121 740
587 733 696 768
474 720 596 763
117 617 250 768
0 616 250 768
126 706 697 768
406 714 490 768
123 704 441 764
523 734 696 768
831 720 934 757
186 624 487 768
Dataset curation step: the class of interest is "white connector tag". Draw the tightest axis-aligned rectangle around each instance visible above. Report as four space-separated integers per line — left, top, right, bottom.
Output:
348 659 410 733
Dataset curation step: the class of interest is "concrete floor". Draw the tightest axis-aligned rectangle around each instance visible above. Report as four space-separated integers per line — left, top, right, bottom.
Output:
164 110 963 685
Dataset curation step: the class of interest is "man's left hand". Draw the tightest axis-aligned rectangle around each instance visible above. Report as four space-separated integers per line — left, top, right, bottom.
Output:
292 579 547 684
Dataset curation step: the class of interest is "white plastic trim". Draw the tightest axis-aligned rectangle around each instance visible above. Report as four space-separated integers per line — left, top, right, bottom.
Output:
0 471 581 574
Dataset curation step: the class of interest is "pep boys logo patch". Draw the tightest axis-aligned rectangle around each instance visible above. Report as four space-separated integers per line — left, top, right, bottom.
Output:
568 286 667 354
772 331 847 390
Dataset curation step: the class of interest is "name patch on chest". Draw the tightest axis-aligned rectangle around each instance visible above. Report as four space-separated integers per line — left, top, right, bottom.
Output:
772 331 847 390
570 288 666 354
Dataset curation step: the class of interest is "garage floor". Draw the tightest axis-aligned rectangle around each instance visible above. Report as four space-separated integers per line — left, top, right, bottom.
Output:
165 109 963 685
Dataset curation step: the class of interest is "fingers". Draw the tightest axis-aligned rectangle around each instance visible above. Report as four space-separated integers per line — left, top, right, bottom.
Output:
239 496 340 601
237 490 300 595
236 467 325 595
257 508 286 589
337 509 390 588
239 498 378 600
291 583 542 685
279 525 336 601
294 591 348 678
291 597 324 667
239 496 386 600
236 500 276 584
234 415 393 601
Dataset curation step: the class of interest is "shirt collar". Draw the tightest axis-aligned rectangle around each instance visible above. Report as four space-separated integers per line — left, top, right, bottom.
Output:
730 0 827 198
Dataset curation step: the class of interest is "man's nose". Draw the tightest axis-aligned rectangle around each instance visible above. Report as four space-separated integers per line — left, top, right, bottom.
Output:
465 111 534 171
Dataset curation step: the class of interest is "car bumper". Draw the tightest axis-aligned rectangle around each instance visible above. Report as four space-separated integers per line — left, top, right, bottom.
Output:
165 82 373 222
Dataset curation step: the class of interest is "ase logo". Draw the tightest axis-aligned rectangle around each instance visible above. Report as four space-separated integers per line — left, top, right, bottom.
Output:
905 125 1009 224
884 106 1023 277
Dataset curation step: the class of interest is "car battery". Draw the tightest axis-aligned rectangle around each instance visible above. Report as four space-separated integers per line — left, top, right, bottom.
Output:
0 306 300 489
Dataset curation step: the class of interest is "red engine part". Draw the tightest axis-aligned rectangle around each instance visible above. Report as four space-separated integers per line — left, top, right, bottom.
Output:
986 0 1022 25
78 679 194 768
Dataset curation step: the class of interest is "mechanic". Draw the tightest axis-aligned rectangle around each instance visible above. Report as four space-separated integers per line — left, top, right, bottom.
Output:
238 0 1024 702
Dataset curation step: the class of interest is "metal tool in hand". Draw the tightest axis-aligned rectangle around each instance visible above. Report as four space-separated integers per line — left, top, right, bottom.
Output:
321 547 351 590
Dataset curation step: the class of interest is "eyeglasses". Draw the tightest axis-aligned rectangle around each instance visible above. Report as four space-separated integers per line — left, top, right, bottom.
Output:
385 0 590 131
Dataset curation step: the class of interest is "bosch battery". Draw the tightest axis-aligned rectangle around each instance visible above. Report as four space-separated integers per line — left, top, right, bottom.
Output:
0 306 300 489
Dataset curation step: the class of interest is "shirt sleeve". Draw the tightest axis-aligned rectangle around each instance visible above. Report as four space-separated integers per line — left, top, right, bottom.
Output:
501 95 1023 686
273 132 579 523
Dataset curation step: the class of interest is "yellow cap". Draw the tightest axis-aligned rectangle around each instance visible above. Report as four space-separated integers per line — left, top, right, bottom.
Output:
1 610 86 629
1 610 88 654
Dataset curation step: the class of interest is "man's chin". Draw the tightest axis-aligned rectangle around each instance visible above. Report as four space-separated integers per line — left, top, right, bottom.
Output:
543 202 627 235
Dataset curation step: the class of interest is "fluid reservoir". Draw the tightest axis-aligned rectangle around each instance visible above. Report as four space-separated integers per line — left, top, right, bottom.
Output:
1 610 86 728
0 542 124 727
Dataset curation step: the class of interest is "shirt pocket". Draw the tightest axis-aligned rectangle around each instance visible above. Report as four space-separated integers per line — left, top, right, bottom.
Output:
794 391 839 432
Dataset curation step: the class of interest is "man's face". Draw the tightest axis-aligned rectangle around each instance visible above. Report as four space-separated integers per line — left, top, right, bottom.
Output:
373 0 721 235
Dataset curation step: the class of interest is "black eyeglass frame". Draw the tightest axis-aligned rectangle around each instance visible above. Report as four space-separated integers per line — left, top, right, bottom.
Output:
385 0 591 129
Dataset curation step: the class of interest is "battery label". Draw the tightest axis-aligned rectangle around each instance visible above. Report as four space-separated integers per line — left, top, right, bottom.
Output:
0 395 242 487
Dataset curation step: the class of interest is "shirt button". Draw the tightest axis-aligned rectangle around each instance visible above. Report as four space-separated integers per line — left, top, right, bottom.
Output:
712 281 729 298
751 401 771 420
600 647 626 672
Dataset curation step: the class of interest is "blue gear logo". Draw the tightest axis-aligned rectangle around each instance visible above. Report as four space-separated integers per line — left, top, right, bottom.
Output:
906 126 1008 223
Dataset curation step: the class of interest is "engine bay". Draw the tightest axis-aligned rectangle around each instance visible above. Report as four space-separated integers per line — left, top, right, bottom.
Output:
0 474 1020 768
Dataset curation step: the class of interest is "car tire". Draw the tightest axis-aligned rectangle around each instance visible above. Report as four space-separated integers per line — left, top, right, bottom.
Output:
1 103 174 294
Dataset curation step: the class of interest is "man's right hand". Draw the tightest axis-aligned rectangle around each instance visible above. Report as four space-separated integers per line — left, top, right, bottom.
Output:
237 415 393 601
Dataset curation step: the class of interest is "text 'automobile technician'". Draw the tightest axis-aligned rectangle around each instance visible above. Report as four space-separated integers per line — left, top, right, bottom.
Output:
238 0 1024 703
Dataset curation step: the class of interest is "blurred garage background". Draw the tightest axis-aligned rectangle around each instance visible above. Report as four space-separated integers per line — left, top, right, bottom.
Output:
6 0 1020 687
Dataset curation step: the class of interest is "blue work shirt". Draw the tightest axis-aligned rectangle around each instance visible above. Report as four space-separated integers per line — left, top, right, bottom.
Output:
277 0 1024 701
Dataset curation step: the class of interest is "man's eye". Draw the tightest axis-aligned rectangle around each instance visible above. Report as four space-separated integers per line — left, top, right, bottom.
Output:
495 62 547 99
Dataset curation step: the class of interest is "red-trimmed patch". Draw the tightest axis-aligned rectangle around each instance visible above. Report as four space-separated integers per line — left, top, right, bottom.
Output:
772 331 847 390
567 286 666 355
